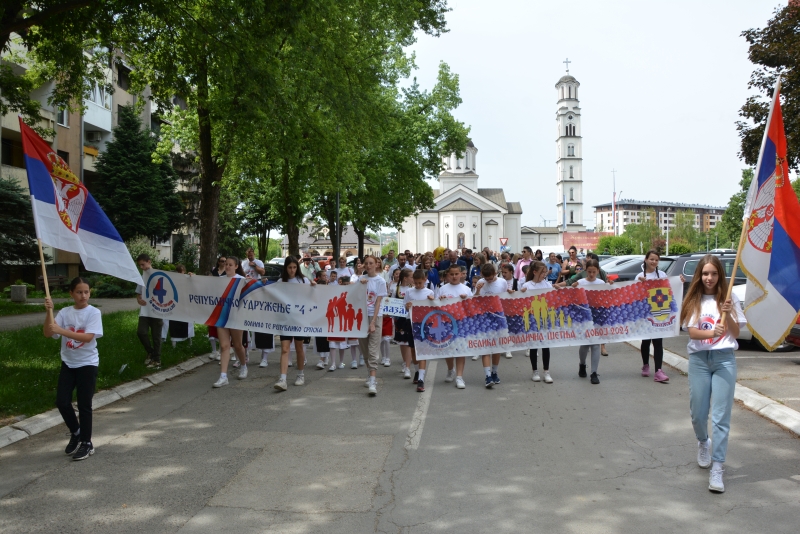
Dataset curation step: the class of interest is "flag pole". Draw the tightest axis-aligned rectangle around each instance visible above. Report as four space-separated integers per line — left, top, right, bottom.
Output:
722 76 782 323
37 238 53 323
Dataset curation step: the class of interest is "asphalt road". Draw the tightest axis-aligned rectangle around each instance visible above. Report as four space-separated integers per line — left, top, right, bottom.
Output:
1 341 798 533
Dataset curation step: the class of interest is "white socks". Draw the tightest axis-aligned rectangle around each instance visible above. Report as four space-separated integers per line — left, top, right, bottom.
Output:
712 461 723 471
220 373 227 379
350 346 359 361
484 366 492 377
381 340 389 360
280 373 287 381
338 349 346 364
491 365 498 373
210 339 217 352
418 369 426 381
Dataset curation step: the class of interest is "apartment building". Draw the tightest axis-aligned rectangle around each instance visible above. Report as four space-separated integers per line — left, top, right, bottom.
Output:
593 199 725 235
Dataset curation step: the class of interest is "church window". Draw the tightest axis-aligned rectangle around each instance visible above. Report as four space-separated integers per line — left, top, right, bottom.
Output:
446 234 449 247
568 86 572 99
567 144 575 157
458 232 465 249
570 211 574 224
570 188 574 201
569 165 573 178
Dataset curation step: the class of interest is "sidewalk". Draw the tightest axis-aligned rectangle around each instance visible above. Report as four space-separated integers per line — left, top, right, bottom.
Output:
0 298 140 332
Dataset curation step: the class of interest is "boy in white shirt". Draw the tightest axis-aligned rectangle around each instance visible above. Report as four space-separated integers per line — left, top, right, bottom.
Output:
358 256 388 396
404 269 436 392
437 264 471 389
473 263 509 388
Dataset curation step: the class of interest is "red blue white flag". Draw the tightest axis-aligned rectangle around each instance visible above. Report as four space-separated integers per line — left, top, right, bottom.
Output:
18 117 142 285
739 81 800 350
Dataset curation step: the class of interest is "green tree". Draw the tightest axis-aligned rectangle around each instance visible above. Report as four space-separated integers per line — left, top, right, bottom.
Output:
738 4 800 167
671 210 699 250
596 236 634 255
719 169 754 246
92 105 183 242
382 240 399 256
0 176 48 266
623 209 662 251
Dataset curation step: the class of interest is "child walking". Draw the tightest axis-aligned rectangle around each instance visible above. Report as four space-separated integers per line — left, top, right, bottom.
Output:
437 264 471 389
359 256 387 396
44 277 103 461
213 256 249 388
520 261 554 383
573 258 606 384
393 269 415 379
637 250 669 382
274 257 316 391
473 262 510 388
404 269 436 392
680 255 744 494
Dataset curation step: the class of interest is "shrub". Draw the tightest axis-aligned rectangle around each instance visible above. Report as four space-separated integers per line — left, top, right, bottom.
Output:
666 241 692 255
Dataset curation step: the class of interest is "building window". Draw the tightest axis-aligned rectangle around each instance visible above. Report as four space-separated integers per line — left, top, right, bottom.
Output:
57 150 69 165
1 138 24 167
446 234 449 248
567 144 575 157
570 211 574 224
569 187 574 201
569 165 573 178
117 65 132 91
56 109 69 127
457 232 465 249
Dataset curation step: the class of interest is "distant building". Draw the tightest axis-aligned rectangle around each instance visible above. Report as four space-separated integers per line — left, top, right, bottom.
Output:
593 199 725 235
281 223 381 257
521 226 561 248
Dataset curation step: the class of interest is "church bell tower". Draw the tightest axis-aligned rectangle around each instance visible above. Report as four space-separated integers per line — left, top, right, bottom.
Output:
555 59 586 232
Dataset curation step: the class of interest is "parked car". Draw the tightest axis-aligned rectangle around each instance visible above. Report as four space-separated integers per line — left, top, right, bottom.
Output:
599 255 644 271
731 284 794 352
262 264 283 283
268 257 287 265
664 251 746 296
312 256 332 270
605 256 675 282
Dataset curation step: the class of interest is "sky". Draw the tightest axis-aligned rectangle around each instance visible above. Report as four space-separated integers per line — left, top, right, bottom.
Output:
404 0 783 229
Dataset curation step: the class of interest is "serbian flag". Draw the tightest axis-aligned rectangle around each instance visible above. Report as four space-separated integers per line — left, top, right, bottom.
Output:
19 117 142 285
739 80 800 350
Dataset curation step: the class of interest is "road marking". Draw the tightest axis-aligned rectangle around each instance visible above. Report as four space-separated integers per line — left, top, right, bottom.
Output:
405 360 437 451
733 356 800 359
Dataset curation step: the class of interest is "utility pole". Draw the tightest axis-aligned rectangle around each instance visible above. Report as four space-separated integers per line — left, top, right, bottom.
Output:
611 169 617 236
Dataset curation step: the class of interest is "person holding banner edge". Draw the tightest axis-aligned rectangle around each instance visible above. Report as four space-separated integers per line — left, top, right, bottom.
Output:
437 264 472 389
393 269 414 378
274 257 316 391
358 256 387 396
212 257 249 388
473 262 510 388
521 261 555 383
135 254 163 369
405 270 435 392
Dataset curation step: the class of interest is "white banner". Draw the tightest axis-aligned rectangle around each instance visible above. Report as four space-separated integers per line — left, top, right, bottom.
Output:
139 270 368 337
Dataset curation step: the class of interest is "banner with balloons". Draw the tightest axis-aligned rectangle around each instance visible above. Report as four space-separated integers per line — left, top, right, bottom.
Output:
410 278 683 359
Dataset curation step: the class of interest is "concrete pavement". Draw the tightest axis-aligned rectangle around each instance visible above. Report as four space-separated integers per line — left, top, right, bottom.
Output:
0 298 141 332
1 342 798 533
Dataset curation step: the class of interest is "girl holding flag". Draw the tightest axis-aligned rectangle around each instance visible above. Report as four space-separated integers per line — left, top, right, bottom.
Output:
212 257 249 388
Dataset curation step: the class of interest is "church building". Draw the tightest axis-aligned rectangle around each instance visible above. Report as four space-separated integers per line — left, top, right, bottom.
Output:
555 63 586 234
397 141 523 254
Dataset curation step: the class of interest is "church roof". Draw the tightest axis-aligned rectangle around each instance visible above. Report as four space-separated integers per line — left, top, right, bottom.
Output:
522 225 560 234
557 74 578 85
506 202 522 214
477 188 506 206
439 170 479 178
466 140 475 148
439 199 483 212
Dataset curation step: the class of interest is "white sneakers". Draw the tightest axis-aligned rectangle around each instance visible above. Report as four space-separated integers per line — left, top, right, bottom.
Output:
350 360 359 369
359 357 365 366
338 362 346 369
403 367 412 379
259 356 268 368
316 360 326 369
211 351 221 361
532 371 541 382
505 352 513 359
471 355 479 361
274 378 288 391
368 379 377 396
444 369 456 382
238 366 248 380
212 376 228 388
543 371 553 384
383 358 391 367
709 465 725 493
697 438 711 469
294 375 305 386
455 377 466 389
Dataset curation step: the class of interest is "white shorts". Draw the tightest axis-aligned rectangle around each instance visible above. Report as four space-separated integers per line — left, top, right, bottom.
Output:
329 341 349 350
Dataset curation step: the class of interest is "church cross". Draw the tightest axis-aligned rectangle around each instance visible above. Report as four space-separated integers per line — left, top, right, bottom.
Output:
563 58 571 73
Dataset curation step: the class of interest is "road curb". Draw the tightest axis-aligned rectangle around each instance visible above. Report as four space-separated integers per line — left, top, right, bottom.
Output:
630 340 800 438
0 353 210 450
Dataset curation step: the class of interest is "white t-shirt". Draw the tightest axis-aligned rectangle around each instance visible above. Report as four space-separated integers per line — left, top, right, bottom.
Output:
363 274 388 316
522 280 552 291
388 263 414 279
387 281 398 297
577 278 607 286
638 269 668 281
52 305 104 368
683 293 746 354
404 287 435 306
243 258 265 280
475 278 508 296
438 283 471 300
394 284 412 300
280 276 308 284
334 267 355 282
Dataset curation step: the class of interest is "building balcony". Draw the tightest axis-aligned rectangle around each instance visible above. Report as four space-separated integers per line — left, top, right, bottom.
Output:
83 99 112 132
1 163 28 187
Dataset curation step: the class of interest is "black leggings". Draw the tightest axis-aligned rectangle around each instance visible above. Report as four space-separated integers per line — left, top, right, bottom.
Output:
56 362 98 442
641 338 663 370
529 348 550 371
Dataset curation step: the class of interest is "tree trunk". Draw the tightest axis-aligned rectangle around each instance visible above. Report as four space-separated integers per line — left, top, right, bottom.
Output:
353 225 365 259
320 195 338 260
260 226 270 262
282 158 299 257
196 54 225 272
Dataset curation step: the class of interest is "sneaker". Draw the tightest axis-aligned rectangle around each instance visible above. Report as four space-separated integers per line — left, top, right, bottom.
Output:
383 359 391 367
413 371 419 383
146 360 161 370
368 381 377 396
471 355 479 361
455 377 466 389
491 372 500 385
543 371 553 384
144 357 152 366
288 360 293 367
485 375 494 388
364 378 371 388
338 362 346 369
232 359 241 369
72 442 94 461
316 360 326 369
532 370 541 382
328 364 336 372
238 366 248 380
416 380 425 392
641 364 650 377
294 375 305 386
359 358 365 367
579 364 587 378
709 466 725 493
274 378 288 391
654 369 669 383
403 367 411 379
505 352 513 359
212 376 229 388
65 432 81 455
445 369 456 383
590 372 600 384
350 360 359 369
210 351 220 361
697 439 711 468
260 357 268 368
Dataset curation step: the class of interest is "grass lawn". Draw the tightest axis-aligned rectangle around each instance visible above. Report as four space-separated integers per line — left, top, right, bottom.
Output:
0 300 72 317
0 310 209 419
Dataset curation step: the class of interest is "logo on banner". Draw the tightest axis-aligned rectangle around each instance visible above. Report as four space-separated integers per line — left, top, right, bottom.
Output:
327 291 360 333
47 152 87 233
420 310 458 348
146 272 178 313
646 287 676 328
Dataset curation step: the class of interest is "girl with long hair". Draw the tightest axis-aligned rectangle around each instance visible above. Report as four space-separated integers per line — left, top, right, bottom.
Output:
213 256 248 388
637 250 669 382
273 256 316 391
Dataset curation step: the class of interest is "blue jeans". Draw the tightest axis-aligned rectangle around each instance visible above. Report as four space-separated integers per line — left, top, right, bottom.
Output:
688 349 737 463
